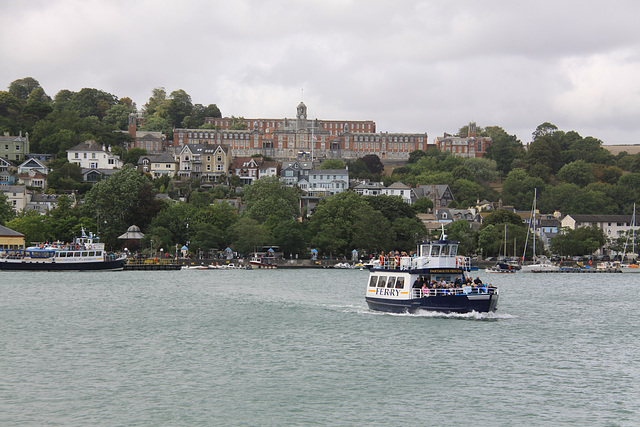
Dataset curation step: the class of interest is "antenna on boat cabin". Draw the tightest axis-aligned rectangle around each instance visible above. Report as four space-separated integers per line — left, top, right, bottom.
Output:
439 223 447 240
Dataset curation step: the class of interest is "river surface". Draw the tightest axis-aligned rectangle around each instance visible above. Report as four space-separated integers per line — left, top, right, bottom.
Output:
1 269 639 426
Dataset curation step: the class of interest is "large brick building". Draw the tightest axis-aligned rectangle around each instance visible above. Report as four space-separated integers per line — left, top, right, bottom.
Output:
434 122 492 158
174 102 430 163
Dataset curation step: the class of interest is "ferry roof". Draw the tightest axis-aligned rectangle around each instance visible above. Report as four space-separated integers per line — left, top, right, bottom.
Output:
420 239 459 245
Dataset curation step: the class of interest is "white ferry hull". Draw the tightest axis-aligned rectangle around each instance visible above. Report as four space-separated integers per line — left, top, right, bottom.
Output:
366 292 498 314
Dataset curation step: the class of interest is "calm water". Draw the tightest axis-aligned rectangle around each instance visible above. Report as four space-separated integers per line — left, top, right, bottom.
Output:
1 268 639 426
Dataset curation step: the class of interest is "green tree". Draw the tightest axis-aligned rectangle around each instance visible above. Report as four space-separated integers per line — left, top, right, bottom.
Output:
47 195 80 242
272 220 307 256
123 147 148 165
361 154 384 175
46 161 86 192
241 176 302 231
319 159 345 169
445 219 475 255
188 222 222 254
461 157 500 182
70 88 118 119
308 191 367 257
391 217 427 251
229 217 272 255
593 165 623 185
6 211 50 244
408 150 428 163
228 116 247 130
167 89 193 128
412 197 433 213
557 160 594 187
9 77 43 101
501 169 546 210
450 178 485 207
0 193 15 225
350 205 394 254
550 225 606 256
143 87 168 117
139 115 171 134
103 104 134 130
532 122 559 140
363 195 415 223
481 209 525 228
82 166 162 248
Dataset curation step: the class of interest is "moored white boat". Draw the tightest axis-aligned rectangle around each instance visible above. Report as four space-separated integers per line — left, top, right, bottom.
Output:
520 255 560 272
0 228 126 271
485 262 517 273
620 263 640 273
365 237 498 314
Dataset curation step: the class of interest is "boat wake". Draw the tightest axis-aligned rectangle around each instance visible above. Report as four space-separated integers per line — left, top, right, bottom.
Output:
357 308 515 321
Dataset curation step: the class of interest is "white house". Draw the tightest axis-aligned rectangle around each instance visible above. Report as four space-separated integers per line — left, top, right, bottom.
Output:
381 182 412 204
67 140 123 169
306 168 349 197
561 214 640 240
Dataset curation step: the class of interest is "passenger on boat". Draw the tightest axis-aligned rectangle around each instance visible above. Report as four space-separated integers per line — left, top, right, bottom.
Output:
421 283 429 297
413 277 423 289
473 276 483 285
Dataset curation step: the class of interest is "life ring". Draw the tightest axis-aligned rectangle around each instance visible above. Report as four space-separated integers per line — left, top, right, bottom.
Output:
75 244 80 250
394 255 400 267
87 244 93 250
456 256 463 267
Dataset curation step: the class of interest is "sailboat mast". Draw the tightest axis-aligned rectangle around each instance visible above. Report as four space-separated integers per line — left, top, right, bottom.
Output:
633 203 636 259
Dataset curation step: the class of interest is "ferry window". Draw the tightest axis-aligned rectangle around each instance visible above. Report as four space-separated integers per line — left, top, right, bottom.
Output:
96 251 102 256
387 277 396 288
377 277 387 288
396 277 405 289
449 245 458 256
88 251 95 257
369 276 378 287
74 252 81 257
59 252 66 258
431 246 440 256
82 252 88 257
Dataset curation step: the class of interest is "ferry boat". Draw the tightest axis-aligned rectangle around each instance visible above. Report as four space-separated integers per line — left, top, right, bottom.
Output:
365 238 499 314
0 228 126 271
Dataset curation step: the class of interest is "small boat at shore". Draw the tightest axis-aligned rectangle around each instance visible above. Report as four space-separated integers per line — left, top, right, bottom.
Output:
249 255 277 269
0 228 126 271
365 237 498 314
485 262 517 273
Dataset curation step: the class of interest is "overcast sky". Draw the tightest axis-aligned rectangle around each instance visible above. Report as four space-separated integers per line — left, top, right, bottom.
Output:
2 0 640 145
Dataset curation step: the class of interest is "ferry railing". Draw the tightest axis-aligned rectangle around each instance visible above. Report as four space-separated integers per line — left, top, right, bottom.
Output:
374 254 474 271
412 287 498 298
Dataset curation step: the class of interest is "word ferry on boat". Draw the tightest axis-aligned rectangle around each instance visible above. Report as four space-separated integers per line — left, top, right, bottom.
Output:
0 228 127 271
365 236 499 314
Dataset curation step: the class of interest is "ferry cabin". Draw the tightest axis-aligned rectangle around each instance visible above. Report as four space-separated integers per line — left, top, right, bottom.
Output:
1 247 109 263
